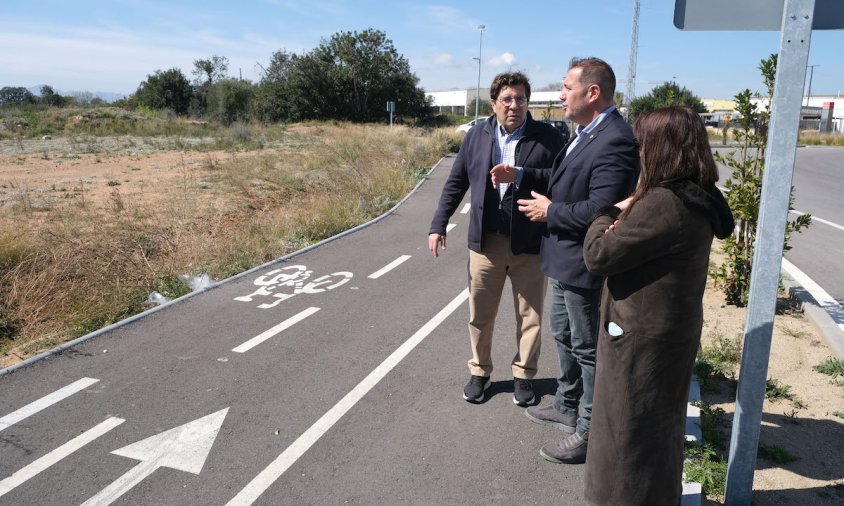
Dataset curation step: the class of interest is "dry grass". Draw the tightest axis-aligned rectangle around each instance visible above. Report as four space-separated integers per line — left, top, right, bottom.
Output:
0 120 459 365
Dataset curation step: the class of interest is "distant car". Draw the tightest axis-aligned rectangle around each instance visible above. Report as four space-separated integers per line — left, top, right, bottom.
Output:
542 120 571 143
455 118 482 133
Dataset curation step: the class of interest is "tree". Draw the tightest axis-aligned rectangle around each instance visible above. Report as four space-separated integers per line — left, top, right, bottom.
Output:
205 79 254 125
628 81 706 123
192 55 229 87
251 50 297 122
467 97 492 118
284 29 431 122
74 90 94 106
40 85 67 107
713 54 811 306
132 68 193 114
190 55 230 117
0 86 36 107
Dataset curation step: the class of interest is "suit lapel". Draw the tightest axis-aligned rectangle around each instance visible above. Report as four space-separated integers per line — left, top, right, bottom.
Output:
549 111 621 188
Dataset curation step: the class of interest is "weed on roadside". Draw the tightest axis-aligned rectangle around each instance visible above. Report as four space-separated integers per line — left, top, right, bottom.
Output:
814 357 844 378
684 443 727 499
685 401 729 498
695 332 742 392
757 443 798 464
765 378 795 402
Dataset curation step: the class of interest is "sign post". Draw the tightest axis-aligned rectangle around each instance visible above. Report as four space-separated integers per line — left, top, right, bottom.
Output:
723 3 813 503
386 101 396 128
674 0 843 503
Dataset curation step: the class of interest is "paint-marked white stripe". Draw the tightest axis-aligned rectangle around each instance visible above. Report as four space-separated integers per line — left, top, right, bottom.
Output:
226 288 470 506
367 255 411 279
715 186 841 232
460 203 470 214
0 417 124 497
446 223 457 232
781 258 844 331
232 308 320 353
790 209 844 232
0 377 99 432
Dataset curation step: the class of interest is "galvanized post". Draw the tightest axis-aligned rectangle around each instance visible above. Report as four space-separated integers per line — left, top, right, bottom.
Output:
724 0 815 504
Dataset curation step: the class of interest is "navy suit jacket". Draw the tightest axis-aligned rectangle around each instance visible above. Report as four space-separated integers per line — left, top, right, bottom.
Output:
521 109 639 288
429 114 564 254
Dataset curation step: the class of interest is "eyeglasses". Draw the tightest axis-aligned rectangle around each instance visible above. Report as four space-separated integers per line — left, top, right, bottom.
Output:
497 96 528 107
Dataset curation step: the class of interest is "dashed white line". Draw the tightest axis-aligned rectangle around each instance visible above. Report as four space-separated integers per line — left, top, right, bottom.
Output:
0 377 99 432
460 203 470 214
446 223 457 232
232 308 321 353
225 288 470 506
0 417 124 497
368 255 411 279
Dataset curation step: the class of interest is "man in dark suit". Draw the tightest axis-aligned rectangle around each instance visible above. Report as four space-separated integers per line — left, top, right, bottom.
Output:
429 72 564 407
491 58 639 463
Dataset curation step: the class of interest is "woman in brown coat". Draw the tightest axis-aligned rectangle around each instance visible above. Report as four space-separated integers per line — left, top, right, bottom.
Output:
581 106 734 505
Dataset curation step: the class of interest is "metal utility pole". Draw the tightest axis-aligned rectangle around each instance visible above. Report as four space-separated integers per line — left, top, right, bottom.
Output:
475 24 486 121
805 64 820 105
625 0 640 116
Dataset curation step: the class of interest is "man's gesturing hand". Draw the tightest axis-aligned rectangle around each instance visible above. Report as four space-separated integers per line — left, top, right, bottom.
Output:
517 191 551 222
490 163 516 186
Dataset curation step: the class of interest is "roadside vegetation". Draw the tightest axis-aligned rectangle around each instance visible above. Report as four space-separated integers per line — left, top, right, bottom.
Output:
0 110 461 365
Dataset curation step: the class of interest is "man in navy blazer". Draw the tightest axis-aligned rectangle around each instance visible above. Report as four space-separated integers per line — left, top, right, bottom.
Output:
429 72 564 407
492 58 639 464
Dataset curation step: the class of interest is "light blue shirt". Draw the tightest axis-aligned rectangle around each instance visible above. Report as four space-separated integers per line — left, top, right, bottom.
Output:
494 119 526 199
566 105 617 156
514 105 617 188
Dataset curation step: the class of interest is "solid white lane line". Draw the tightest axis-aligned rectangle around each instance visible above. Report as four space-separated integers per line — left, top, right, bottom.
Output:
460 203 470 214
0 377 99 432
0 417 124 497
367 255 411 279
781 258 844 331
789 209 844 232
232 308 321 353
446 223 457 232
226 288 470 506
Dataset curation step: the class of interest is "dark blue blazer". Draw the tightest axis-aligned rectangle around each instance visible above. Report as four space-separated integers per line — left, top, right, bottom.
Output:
521 109 639 288
429 113 564 254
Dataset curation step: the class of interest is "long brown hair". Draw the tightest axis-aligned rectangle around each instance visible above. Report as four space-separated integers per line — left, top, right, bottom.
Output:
623 106 718 216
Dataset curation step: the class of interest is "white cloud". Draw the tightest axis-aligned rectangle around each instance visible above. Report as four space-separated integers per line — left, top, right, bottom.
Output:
488 52 516 67
433 53 457 66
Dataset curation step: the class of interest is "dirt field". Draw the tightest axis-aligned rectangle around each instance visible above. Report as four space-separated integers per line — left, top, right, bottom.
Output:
1 137 843 503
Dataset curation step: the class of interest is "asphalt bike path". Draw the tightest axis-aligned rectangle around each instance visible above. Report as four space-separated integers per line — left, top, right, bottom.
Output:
1 156 587 505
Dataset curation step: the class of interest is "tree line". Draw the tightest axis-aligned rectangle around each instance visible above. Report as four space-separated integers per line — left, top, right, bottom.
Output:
1 29 432 125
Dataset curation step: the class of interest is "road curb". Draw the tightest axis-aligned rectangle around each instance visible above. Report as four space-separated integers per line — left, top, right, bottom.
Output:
782 272 844 360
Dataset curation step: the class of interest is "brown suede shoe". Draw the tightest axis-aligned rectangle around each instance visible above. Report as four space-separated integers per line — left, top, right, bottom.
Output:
525 404 577 433
539 432 588 464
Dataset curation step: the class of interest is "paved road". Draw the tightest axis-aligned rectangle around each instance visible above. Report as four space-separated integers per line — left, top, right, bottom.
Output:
1 157 588 505
714 145 844 306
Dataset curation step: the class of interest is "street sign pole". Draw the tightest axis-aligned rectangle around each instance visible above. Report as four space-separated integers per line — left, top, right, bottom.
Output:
724 1 815 503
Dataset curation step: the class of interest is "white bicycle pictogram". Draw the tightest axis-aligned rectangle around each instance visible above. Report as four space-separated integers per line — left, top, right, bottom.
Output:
234 265 353 309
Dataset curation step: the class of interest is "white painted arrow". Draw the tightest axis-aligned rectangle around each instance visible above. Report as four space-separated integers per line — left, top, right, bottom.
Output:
80 408 229 506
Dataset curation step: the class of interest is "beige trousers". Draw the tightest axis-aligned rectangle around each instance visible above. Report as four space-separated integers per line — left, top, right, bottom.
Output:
467 234 546 379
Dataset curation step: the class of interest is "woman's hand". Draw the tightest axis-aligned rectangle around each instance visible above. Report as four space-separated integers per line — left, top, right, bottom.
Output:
615 196 634 211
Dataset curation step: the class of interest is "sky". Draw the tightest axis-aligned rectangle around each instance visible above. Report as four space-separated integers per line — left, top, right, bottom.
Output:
2 0 843 101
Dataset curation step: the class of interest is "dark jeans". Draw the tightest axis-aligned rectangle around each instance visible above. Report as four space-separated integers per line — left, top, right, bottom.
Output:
550 279 601 436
